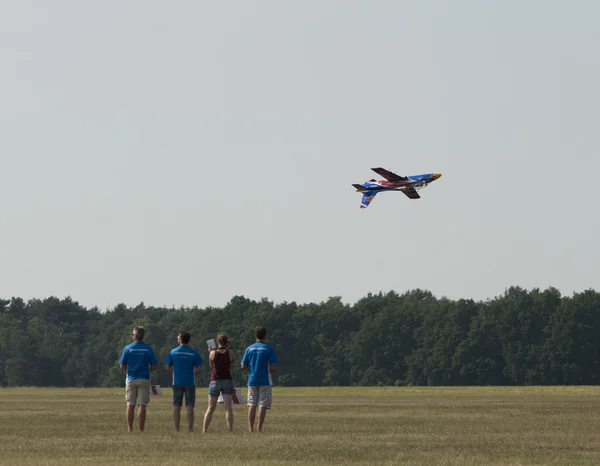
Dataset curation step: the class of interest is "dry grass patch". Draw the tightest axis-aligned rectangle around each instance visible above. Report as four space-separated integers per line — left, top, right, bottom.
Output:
0 387 599 465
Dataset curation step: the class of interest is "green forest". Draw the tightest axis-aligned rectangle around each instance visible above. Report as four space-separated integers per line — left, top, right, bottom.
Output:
1 286 599 388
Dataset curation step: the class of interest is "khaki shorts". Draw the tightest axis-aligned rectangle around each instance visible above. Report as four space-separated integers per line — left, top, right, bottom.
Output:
125 379 151 406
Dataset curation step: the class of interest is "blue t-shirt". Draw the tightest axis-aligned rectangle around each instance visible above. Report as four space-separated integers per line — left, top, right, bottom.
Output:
241 341 278 386
165 345 203 387
119 342 158 381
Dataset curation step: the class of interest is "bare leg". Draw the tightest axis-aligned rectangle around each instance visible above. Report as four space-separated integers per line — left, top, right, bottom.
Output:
173 406 181 431
257 407 267 432
186 406 194 432
222 394 233 432
248 405 257 433
203 396 218 433
137 405 147 432
126 405 135 432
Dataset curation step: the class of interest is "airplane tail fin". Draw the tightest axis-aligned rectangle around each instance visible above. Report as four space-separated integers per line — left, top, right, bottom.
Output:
360 191 377 209
352 184 367 192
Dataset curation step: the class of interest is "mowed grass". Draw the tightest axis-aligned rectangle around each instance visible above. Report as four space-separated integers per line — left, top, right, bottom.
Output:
1 387 600 465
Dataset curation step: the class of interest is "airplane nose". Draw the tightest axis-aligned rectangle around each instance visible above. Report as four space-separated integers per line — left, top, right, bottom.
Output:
433 173 442 180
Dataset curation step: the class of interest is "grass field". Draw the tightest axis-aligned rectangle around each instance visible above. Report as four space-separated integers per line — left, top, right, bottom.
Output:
1 386 600 465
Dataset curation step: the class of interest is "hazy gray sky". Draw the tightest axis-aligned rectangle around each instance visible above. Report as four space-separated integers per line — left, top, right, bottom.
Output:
2 1 598 310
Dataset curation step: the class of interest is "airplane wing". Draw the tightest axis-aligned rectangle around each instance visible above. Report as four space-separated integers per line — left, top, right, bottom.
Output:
360 191 377 208
401 187 421 199
371 167 408 182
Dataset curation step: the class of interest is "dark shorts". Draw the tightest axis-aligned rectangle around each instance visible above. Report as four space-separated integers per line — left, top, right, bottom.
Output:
208 379 234 397
173 386 196 407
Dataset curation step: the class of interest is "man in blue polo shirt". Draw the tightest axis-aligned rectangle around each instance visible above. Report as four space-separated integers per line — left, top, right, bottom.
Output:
241 326 278 433
119 326 158 432
165 330 203 432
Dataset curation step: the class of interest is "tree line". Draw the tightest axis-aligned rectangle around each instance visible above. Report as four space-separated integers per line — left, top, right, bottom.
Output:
1 286 599 387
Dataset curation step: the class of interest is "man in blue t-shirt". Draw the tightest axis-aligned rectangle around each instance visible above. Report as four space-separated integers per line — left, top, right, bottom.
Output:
165 330 203 432
241 326 278 433
119 326 158 432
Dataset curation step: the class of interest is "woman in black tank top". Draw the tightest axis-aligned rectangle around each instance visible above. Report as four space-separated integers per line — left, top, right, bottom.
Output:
202 333 236 433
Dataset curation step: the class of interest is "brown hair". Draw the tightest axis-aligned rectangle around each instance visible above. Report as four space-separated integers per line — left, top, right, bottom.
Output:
133 326 145 340
254 326 267 340
179 331 191 344
217 333 229 348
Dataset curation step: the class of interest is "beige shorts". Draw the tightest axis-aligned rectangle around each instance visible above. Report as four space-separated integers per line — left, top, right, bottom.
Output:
247 386 272 409
125 379 151 406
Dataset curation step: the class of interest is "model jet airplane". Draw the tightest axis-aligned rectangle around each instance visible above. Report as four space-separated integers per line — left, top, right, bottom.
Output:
353 167 442 208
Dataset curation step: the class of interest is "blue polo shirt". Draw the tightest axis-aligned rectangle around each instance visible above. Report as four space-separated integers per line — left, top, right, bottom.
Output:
119 342 158 381
241 341 278 386
165 345 203 387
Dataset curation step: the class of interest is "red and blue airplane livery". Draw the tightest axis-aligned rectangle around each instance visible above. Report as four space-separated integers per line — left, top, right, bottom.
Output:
353 167 442 208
